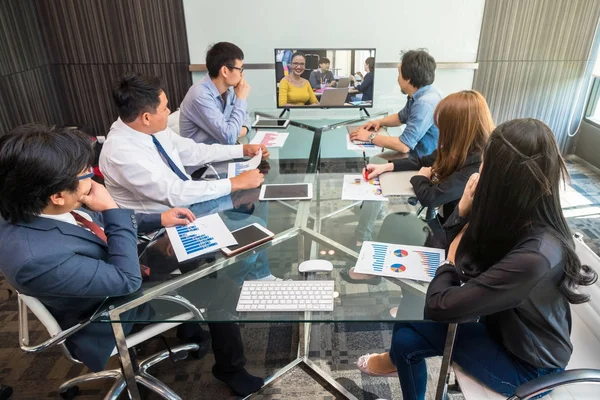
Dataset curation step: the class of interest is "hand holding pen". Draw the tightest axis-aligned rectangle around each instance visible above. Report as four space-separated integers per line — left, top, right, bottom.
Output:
362 151 369 181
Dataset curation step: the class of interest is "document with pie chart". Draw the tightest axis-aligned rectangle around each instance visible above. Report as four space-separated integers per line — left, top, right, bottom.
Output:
353 241 446 282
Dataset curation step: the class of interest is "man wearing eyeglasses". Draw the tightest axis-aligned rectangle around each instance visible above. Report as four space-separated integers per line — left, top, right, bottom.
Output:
179 42 252 145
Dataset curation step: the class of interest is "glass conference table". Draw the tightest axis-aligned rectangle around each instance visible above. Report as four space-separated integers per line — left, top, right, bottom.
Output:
93 111 455 400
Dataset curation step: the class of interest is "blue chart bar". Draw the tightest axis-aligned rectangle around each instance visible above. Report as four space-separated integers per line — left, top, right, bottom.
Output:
371 243 388 272
176 225 217 255
415 251 441 278
235 162 249 176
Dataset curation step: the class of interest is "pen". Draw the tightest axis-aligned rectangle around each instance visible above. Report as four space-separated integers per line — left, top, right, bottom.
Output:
362 151 369 180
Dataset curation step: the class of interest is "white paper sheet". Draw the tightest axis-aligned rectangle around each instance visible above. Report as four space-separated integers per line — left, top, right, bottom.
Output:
354 241 446 282
345 133 380 151
227 149 262 178
250 131 289 147
166 214 237 262
341 174 388 202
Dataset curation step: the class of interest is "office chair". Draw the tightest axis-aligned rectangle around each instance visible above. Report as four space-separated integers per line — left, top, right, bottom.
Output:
18 292 205 400
0 385 12 400
452 233 600 399
407 196 436 220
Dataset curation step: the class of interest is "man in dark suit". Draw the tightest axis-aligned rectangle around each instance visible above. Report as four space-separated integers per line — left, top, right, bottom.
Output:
0 125 264 396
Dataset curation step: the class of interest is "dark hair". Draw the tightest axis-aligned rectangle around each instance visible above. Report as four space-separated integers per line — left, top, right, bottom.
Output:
319 57 331 65
291 52 306 62
113 72 163 123
365 57 375 72
457 118 597 304
0 124 95 223
206 42 244 78
400 49 436 88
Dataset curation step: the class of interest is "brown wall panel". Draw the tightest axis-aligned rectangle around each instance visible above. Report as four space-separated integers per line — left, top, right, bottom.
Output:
53 63 191 135
0 0 191 136
474 0 600 153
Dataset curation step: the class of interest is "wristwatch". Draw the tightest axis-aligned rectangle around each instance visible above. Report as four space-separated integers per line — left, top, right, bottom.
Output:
368 132 377 143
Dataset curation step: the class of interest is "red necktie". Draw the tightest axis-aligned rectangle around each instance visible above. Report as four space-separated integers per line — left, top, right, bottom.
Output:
70 212 107 242
69 211 151 278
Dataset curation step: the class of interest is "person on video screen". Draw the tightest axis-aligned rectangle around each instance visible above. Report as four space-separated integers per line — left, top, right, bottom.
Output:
278 52 319 107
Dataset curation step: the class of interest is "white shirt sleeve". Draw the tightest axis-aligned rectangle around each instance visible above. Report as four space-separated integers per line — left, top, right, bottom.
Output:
167 129 244 166
104 148 235 208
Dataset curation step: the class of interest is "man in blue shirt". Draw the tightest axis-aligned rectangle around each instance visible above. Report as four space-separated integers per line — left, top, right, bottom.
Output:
350 49 441 157
179 42 252 144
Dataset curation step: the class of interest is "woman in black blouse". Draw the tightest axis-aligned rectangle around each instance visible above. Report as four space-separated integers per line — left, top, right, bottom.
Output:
356 119 598 400
346 90 494 283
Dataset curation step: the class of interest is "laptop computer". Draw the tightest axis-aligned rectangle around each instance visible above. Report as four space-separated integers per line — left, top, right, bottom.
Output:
379 171 416 197
336 77 350 88
319 88 349 106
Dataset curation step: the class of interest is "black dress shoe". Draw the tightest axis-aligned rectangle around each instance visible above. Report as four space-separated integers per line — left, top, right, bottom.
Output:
212 366 264 397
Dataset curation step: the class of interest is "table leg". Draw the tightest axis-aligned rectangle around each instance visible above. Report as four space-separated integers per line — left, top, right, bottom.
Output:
110 311 141 400
435 323 458 400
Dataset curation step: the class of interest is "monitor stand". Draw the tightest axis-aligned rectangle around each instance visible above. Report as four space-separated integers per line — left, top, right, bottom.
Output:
359 107 370 117
279 108 290 118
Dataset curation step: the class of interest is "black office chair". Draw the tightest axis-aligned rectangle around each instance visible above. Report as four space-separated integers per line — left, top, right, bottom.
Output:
0 385 13 400
407 197 436 220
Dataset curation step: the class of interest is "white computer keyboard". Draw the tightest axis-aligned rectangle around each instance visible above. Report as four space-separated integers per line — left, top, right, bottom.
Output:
236 280 335 312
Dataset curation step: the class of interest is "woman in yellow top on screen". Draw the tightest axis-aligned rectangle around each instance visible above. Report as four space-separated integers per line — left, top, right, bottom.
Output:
278 52 319 107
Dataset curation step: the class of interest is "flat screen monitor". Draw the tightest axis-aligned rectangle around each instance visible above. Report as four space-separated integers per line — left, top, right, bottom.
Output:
274 48 376 109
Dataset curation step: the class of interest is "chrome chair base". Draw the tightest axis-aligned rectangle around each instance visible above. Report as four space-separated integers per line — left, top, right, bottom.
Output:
58 343 200 400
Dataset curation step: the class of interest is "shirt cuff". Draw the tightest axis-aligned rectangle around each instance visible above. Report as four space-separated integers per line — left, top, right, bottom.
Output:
234 97 248 111
399 135 415 150
230 144 244 159
218 177 233 196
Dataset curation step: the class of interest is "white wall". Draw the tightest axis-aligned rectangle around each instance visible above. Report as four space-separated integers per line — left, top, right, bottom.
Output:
182 0 486 118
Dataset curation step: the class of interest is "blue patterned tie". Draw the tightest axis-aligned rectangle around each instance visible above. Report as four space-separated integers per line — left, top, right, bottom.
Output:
151 135 189 181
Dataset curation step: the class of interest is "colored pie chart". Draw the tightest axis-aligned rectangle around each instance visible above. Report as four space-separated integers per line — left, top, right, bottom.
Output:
390 263 406 272
394 249 409 257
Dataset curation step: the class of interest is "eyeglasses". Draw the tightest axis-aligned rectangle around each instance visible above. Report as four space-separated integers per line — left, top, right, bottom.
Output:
226 65 244 73
78 167 94 180
291 62 305 67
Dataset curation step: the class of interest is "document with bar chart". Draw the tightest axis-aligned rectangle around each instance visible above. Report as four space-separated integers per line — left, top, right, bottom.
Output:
250 131 289 148
353 241 446 282
166 214 237 262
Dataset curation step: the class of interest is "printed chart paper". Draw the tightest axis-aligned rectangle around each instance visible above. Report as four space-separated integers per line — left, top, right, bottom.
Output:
341 175 388 202
346 133 379 151
250 131 289 148
227 149 262 178
166 214 237 262
354 241 446 282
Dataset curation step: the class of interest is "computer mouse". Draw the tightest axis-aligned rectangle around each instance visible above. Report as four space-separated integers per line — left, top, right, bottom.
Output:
299 259 333 273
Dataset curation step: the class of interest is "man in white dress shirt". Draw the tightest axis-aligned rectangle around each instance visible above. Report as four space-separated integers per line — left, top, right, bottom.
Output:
100 73 267 213
100 73 277 282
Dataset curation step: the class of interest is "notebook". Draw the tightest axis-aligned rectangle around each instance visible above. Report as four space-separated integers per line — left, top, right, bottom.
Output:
379 171 416 196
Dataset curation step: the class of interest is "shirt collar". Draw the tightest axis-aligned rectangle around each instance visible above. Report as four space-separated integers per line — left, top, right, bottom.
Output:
113 118 164 143
39 209 93 226
411 85 431 101
39 212 77 225
202 75 233 100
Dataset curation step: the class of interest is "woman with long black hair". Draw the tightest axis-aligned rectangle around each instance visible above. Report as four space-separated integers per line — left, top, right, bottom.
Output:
356 118 598 400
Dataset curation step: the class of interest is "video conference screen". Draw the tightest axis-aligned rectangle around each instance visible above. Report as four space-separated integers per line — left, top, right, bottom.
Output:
274 48 376 109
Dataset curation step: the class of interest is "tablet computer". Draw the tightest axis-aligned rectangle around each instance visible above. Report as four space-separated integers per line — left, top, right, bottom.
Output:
221 223 275 257
259 183 313 200
251 118 290 129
